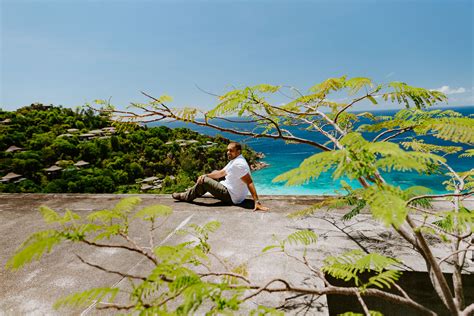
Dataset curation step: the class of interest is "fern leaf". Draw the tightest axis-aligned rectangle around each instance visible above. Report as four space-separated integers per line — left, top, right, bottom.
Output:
39 206 62 224
310 75 347 94
113 196 141 214
459 149 474 157
252 84 281 93
273 151 343 185
134 205 172 221
87 209 121 223
284 230 318 246
53 287 119 309
174 107 199 122
6 230 63 270
344 77 373 95
365 270 402 289
202 221 221 233
363 186 408 227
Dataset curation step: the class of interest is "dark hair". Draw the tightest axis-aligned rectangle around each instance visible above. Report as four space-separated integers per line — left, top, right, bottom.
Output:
229 142 242 152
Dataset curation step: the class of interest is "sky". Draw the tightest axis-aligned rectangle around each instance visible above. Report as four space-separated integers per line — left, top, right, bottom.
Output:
1 0 473 112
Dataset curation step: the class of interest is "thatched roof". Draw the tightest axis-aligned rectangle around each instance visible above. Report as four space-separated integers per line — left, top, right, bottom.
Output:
5 146 23 153
44 165 63 172
1 172 22 181
74 160 89 167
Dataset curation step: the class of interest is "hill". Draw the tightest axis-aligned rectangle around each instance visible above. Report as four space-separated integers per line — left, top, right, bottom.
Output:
0 104 261 193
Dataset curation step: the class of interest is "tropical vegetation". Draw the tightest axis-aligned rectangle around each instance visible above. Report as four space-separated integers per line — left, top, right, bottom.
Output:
0 103 259 194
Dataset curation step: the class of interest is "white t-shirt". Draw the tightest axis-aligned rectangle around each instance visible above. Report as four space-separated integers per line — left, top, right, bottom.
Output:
220 154 250 204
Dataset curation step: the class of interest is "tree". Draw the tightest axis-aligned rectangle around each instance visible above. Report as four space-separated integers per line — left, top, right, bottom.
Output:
6 78 473 314
98 77 472 314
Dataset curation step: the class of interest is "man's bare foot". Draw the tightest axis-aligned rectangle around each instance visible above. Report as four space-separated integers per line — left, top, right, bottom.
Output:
172 193 185 201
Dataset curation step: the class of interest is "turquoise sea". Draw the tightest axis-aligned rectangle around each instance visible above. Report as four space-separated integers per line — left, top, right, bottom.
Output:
151 106 473 195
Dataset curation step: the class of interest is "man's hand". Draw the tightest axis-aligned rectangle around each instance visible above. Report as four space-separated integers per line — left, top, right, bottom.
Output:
253 201 269 212
197 175 207 184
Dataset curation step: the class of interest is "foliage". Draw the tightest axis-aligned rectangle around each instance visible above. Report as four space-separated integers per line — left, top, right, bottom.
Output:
0 104 262 193
4 76 474 314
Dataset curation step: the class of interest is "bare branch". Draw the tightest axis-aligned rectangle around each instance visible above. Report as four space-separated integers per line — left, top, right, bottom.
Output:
81 238 158 265
407 192 473 206
75 254 146 281
373 127 413 142
199 272 250 284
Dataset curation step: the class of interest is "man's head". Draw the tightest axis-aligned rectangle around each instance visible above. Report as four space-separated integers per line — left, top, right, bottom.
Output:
226 142 241 160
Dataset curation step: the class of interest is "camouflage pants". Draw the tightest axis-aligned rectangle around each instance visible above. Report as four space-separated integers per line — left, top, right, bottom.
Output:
182 176 233 204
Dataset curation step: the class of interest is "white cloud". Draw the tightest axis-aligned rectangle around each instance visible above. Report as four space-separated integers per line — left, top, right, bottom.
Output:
432 85 467 95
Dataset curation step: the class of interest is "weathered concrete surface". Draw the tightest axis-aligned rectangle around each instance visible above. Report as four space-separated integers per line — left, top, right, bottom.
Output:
0 194 473 315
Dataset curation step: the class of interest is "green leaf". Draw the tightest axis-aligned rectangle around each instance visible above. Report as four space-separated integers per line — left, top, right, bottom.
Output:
284 230 318 246
6 230 63 270
113 196 142 214
54 287 119 309
367 95 378 105
39 206 62 224
261 245 280 253
364 186 408 227
134 205 172 221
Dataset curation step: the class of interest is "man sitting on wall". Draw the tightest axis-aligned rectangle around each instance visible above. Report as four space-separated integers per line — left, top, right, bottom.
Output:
172 142 269 212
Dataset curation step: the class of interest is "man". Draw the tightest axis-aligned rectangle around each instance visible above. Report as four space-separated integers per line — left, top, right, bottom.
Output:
172 142 269 212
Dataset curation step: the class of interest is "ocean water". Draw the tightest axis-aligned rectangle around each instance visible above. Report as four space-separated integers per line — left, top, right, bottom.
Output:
150 106 473 195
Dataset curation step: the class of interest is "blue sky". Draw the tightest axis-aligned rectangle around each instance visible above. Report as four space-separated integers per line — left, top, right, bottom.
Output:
1 0 472 112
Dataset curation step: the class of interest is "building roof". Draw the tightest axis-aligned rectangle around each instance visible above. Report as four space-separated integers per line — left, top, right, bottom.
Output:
44 165 63 172
5 146 23 153
74 160 89 167
139 176 160 183
1 172 22 180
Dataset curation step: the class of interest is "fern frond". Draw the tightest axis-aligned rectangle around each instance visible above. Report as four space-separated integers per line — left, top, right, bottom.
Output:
401 139 463 154
134 205 172 221
310 75 347 94
251 84 281 93
224 263 249 285
342 200 366 221
113 196 141 214
87 209 121 223
323 250 401 288
355 253 401 272
426 117 474 144
93 224 122 241
363 185 408 227
364 270 402 289
6 230 63 270
39 206 62 224
168 275 201 294
404 186 433 208
344 77 373 95
53 287 119 309
382 82 447 109
174 107 199 122
459 149 474 158
273 151 343 185
284 230 318 246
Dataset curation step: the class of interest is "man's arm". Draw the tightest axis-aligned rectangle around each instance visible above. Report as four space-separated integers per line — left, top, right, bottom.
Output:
197 169 226 184
240 173 269 212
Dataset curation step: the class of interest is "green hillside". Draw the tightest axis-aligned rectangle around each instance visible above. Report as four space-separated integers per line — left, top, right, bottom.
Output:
0 104 258 193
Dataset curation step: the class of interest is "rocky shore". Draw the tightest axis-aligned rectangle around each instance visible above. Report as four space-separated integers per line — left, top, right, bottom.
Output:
251 152 269 171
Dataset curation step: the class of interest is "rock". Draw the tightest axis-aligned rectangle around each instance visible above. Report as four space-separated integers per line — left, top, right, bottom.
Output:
251 161 269 171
